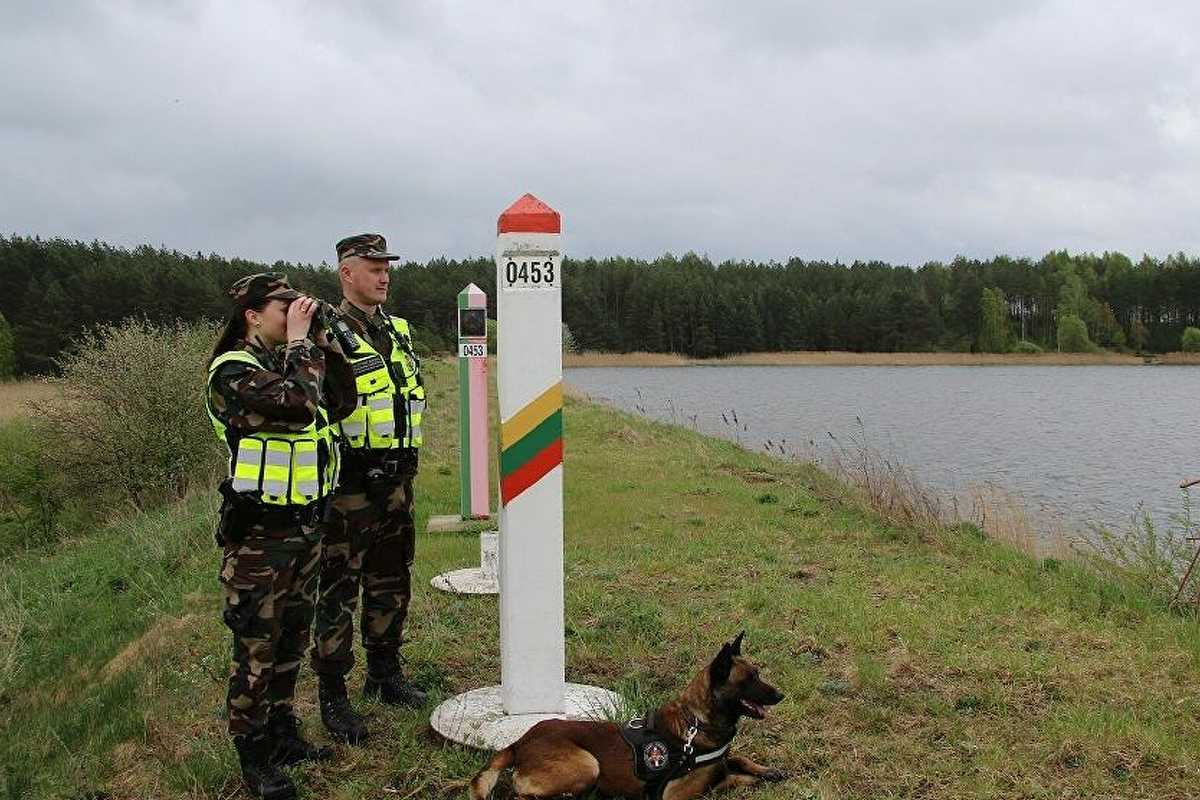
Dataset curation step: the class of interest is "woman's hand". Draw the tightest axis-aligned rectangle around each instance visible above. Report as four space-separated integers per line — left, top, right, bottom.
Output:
286 296 317 342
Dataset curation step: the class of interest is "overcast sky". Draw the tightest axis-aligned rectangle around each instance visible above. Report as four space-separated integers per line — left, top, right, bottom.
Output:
3 1 1199 266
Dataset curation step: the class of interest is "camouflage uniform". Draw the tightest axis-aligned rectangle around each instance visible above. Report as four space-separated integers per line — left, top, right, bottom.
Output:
311 234 424 688
209 321 356 737
310 300 420 677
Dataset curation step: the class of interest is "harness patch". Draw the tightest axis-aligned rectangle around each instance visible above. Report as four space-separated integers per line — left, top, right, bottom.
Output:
642 740 670 772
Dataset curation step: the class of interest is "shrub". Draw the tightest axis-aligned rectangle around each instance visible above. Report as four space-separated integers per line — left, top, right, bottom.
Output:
1182 327 1200 353
1079 497 1198 608
411 326 447 357
39 318 223 511
1011 340 1043 354
1056 313 1094 353
486 318 498 354
0 314 15 380
0 418 65 549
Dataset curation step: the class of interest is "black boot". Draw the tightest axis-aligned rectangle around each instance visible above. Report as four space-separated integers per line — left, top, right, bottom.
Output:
268 706 333 766
234 732 297 800
363 654 428 708
319 675 369 744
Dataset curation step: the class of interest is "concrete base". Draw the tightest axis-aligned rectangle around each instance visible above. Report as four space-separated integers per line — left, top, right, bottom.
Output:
430 683 620 750
426 514 493 533
431 567 498 595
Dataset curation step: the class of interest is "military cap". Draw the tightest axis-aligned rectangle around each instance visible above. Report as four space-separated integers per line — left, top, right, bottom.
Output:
336 233 400 262
227 273 303 306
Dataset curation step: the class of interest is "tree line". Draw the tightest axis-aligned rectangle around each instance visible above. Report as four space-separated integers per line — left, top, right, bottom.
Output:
3 235 1200 375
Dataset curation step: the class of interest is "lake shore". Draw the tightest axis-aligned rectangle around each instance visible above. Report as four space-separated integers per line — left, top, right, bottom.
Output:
565 350 1200 367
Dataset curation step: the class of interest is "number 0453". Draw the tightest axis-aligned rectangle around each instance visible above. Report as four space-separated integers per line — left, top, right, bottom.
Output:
502 258 558 290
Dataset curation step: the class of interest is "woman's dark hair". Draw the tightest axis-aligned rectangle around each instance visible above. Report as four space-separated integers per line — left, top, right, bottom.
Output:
208 298 269 367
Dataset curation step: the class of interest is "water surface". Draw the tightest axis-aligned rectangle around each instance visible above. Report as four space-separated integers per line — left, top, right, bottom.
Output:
566 365 1200 536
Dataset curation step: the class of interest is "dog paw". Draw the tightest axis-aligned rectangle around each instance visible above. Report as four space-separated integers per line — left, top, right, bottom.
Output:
761 768 789 782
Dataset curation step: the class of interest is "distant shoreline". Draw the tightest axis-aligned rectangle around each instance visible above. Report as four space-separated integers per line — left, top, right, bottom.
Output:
563 350 1200 367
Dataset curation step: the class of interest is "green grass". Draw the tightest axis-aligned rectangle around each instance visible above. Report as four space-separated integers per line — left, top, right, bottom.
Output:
3 358 1200 798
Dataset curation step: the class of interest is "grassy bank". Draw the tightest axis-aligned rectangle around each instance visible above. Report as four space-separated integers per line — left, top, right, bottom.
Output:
3 361 1200 799
564 351 1200 368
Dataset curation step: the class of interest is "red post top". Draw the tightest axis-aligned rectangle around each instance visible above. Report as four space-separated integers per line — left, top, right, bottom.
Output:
497 193 561 234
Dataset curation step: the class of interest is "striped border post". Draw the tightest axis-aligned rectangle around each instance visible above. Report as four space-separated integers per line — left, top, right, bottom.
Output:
497 193 565 715
457 284 490 520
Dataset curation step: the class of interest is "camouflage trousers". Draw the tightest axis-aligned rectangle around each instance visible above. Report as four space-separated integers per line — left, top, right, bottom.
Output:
219 523 321 736
310 471 416 676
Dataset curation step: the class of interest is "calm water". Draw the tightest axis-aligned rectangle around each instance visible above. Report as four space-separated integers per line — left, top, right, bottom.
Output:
566 365 1200 536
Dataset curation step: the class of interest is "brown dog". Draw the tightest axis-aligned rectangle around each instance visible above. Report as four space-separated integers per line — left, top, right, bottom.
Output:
469 633 785 799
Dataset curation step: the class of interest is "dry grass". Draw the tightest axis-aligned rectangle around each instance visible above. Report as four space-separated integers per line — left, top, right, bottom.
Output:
565 350 1171 368
965 484 1071 560
0 379 53 421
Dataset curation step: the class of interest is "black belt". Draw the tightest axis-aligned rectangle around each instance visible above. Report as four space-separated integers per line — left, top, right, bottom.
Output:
258 499 326 527
339 448 416 476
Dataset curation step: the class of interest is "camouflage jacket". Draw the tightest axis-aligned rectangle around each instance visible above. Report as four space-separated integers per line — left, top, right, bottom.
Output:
208 337 357 435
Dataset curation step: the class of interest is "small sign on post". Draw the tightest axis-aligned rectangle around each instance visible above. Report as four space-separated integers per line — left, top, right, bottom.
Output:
429 194 616 749
458 284 490 520
426 284 492 533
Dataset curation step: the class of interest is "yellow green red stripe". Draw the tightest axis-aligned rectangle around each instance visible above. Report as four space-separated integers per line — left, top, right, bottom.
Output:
500 382 564 504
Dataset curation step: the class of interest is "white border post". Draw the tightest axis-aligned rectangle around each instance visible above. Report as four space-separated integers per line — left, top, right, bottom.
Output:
495 194 566 714
429 194 616 750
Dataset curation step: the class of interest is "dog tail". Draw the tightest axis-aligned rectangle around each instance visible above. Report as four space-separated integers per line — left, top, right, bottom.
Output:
469 746 514 800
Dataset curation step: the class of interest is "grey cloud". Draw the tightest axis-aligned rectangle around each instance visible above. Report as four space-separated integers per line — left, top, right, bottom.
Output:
2 1 1199 266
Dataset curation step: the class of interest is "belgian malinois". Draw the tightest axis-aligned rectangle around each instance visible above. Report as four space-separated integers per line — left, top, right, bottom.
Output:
469 632 785 799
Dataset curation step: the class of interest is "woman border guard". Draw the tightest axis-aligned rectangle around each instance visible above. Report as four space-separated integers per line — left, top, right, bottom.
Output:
205 273 356 799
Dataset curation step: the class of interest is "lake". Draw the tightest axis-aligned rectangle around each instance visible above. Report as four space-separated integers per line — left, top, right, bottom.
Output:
565 365 1200 538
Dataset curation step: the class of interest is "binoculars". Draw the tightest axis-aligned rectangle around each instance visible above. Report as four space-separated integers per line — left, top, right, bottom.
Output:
309 299 360 354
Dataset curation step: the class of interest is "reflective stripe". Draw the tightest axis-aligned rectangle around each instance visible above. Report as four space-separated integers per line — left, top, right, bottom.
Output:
295 479 319 497
369 396 392 412
340 419 365 437
372 419 396 438
294 449 318 466
264 448 291 467
409 399 426 414
262 478 288 498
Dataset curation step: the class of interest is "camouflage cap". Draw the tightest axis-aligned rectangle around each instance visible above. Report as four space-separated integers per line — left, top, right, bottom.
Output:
227 273 303 306
336 233 400 262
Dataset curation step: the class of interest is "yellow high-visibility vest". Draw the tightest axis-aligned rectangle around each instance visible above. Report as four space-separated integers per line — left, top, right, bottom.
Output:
338 315 425 450
206 349 339 506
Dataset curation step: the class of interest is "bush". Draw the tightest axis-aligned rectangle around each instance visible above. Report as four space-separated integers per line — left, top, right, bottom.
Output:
0 418 65 549
1011 340 1043 354
1182 327 1200 353
1079 496 1199 608
39 319 223 511
1056 313 1094 353
486 318 497 354
411 326 447 357
562 322 579 355
0 314 15 380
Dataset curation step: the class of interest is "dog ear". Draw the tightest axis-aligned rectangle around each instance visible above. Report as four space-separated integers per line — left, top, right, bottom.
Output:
710 642 734 685
731 630 745 656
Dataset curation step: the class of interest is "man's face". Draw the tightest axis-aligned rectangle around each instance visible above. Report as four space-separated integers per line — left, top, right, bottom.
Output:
341 256 391 306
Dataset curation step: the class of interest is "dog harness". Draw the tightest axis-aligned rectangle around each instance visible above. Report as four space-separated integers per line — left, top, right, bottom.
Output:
620 712 731 800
